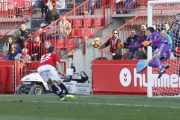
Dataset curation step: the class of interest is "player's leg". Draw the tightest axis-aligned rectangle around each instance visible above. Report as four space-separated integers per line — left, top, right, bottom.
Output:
47 80 65 101
150 44 171 78
148 54 170 78
56 80 77 100
38 66 65 101
49 67 77 100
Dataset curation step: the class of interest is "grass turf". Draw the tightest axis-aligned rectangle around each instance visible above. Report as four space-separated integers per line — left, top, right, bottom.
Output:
0 94 180 120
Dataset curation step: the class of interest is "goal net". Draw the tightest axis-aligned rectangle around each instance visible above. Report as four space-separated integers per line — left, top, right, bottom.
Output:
147 0 180 97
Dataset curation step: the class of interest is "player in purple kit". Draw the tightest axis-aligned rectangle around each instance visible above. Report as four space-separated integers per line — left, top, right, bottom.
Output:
118 27 171 78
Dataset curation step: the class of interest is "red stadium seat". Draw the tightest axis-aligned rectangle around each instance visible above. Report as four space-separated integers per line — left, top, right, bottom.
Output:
67 19 73 27
73 28 83 37
73 18 82 27
66 39 74 48
57 39 65 49
84 18 92 27
83 28 92 38
93 18 102 27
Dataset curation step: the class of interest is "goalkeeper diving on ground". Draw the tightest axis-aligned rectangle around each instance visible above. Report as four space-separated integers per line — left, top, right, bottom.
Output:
118 27 171 78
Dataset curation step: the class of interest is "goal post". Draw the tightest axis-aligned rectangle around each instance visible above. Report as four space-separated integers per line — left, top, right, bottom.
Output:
147 0 180 97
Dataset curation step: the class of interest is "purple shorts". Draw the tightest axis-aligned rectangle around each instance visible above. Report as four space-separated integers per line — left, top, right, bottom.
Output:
154 43 171 60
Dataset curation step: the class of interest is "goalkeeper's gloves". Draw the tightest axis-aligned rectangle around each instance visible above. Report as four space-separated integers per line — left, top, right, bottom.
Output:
117 43 128 49
142 41 152 47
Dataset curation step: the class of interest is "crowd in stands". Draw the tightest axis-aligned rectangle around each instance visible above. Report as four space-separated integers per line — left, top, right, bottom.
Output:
100 13 180 60
0 1 74 62
2 0 180 61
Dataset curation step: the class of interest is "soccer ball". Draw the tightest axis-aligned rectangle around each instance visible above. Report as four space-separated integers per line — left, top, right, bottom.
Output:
92 39 100 48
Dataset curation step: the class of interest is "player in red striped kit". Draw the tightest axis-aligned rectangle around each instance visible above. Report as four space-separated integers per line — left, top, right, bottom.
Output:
37 46 76 101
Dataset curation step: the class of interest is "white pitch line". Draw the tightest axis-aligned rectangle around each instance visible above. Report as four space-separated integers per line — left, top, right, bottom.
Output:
6 99 180 109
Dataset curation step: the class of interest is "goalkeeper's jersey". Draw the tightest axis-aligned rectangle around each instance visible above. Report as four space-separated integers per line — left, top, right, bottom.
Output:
145 32 167 49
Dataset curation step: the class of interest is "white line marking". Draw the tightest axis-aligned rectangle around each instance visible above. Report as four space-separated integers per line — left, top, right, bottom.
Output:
5 99 180 109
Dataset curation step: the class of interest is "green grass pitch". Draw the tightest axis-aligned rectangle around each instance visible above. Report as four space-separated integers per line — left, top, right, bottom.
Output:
0 94 180 120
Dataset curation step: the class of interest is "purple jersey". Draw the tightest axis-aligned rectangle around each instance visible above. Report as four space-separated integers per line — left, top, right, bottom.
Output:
145 32 167 49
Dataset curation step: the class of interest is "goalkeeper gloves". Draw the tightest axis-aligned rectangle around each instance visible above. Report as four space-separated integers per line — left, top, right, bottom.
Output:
118 43 128 49
142 41 151 47
118 43 124 49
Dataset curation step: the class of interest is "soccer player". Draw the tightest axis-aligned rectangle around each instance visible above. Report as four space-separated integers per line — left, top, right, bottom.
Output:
37 46 76 101
118 27 171 78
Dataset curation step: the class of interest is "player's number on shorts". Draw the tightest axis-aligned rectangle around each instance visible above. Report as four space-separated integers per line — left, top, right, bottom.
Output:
40 54 51 63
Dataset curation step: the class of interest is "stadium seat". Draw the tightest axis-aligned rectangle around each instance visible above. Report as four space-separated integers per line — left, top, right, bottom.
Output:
93 18 102 27
66 39 74 48
73 18 82 27
83 28 92 38
84 18 92 27
73 28 83 37
57 39 65 49
67 19 73 27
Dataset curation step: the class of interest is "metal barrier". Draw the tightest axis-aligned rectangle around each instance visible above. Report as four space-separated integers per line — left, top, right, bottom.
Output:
0 0 32 39
24 0 112 62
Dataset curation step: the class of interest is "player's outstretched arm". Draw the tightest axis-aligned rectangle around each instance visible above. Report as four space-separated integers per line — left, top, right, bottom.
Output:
118 42 145 49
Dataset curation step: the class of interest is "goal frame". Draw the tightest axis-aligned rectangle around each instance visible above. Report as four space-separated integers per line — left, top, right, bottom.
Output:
147 0 180 98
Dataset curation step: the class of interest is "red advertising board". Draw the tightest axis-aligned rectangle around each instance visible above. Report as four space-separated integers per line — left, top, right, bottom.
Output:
92 60 180 95
92 60 147 95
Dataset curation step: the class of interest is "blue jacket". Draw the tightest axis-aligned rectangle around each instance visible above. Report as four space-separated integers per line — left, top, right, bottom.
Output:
4 53 10 60
17 46 22 54
165 34 174 52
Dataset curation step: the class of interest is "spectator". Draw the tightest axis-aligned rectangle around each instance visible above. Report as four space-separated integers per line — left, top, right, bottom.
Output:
156 23 163 33
32 0 48 17
26 31 33 50
12 43 22 54
122 49 133 59
89 0 103 15
164 22 172 37
124 29 139 57
40 3 59 28
172 25 180 50
58 16 72 39
139 24 147 43
4 49 10 61
171 22 179 42
9 48 20 60
99 30 122 59
24 39 33 57
19 48 31 61
134 48 147 59
27 31 33 38
0 49 9 60
3 37 14 52
114 0 136 14
152 24 157 32
12 23 28 49
173 13 180 25
32 36 44 61
160 30 173 52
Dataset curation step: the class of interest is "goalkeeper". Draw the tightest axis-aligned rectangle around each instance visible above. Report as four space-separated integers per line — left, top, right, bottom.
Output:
118 27 171 78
